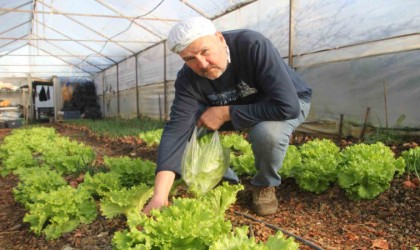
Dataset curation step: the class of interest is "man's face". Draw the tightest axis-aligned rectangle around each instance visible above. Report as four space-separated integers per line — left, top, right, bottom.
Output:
178 32 228 80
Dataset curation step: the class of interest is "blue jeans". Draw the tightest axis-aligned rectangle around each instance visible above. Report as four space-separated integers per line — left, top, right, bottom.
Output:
223 99 311 186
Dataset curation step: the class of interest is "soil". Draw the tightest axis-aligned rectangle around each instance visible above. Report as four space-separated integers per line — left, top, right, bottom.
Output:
0 123 419 250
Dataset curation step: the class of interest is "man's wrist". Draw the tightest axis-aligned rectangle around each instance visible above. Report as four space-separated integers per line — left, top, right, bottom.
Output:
223 105 231 121
153 170 176 199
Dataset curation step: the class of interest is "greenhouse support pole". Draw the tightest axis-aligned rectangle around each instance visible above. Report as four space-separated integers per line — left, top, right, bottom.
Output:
288 0 295 67
383 82 388 128
339 114 344 139
102 72 106 118
27 74 33 121
158 93 162 121
116 64 120 117
163 41 168 120
135 55 140 118
52 76 60 122
360 107 371 139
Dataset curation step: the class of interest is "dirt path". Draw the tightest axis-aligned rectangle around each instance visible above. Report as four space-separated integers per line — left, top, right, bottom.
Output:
0 123 419 250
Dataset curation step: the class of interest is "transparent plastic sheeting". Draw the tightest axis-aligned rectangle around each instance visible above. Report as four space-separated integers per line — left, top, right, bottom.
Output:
299 50 420 128
118 57 136 91
293 0 420 55
138 44 165 86
2 0 419 80
99 81 175 119
0 0 254 79
119 88 138 118
93 73 104 95
103 66 117 95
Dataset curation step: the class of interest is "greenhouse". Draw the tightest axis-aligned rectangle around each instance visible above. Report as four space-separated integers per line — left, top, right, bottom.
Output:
0 0 419 249
0 0 419 133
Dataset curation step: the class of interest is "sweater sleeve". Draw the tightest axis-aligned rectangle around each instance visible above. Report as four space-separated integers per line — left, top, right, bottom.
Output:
155 77 201 175
229 35 301 130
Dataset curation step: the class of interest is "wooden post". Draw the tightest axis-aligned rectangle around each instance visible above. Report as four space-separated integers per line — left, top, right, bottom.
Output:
116 64 120 117
135 55 140 118
360 107 371 140
163 41 168 120
383 81 388 128
288 0 295 67
102 72 106 118
158 93 162 121
339 114 344 139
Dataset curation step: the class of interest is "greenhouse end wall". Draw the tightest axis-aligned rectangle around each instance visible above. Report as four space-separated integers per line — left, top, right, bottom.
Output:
96 80 175 120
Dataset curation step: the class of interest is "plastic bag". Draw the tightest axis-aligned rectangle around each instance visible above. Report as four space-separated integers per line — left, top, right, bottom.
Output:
181 126 230 196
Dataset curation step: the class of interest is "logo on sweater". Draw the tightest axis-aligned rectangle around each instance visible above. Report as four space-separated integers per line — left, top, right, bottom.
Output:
237 80 257 97
206 80 257 106
207 90 238 106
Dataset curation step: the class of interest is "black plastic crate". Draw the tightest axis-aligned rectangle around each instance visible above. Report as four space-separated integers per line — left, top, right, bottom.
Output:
63 111 81 120
6 119 23 128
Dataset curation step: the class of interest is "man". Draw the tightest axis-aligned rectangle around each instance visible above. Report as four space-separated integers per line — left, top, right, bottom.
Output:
143 17 312 216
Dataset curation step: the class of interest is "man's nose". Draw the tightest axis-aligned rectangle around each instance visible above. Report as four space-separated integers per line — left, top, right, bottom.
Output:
196 56 208 69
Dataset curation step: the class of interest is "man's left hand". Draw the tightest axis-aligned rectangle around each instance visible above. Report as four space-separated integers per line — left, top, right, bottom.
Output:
197 106 230 130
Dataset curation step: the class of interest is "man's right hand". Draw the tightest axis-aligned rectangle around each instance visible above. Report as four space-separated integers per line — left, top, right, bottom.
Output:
143 196 168 215
197 105 230 131
142 170 176 215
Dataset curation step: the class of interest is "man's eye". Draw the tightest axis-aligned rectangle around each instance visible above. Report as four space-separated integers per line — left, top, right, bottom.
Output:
184 57 194 62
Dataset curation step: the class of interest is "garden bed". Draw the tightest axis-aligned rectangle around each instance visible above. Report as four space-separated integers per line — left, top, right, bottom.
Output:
0 122 418 250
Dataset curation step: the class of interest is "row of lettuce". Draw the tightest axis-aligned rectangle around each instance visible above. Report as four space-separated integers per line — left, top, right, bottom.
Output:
141 129 419 200
0 127 299 249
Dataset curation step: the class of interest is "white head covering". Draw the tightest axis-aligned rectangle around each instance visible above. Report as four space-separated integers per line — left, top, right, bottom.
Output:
167 16 217 53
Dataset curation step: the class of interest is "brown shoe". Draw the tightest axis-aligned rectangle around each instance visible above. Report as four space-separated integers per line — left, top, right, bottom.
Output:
251 186 278 216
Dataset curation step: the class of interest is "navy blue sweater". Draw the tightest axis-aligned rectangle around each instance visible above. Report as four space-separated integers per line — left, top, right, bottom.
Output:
156 29 312 174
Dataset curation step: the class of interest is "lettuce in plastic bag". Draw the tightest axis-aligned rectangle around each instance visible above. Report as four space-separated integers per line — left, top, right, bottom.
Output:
181 127 230 196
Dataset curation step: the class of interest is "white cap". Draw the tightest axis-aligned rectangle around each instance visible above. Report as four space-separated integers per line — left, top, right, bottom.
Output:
167 16 217 53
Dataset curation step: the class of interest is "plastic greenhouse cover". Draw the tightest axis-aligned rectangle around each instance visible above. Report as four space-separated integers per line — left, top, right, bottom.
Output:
1 0 419 80
0 0 255 79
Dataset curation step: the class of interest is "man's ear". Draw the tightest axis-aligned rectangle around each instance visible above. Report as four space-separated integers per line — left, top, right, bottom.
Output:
215 32 226 44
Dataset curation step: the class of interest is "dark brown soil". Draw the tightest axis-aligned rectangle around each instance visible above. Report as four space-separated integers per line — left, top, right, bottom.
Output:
0 123 419 250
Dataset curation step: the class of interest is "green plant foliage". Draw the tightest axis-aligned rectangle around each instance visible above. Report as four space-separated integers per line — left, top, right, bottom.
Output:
221 133 255 176
138 128 164 147
337 142 405 200
265 231 300 250
230 152 255 176
23 186 98 240
112 183 244 250
279 145 301 178
363 128 404 145
294 139 340 193
100 184 153 219
0 127 56 176
79 172 122 198
209 226 264 250
68 117 164 137
0 127 95 176
401 147 420 176
1 148 37 176
210 226 299 250
104 156 156 187
221 133 252 153
199 182 245 216
42 137 95 175
13 166 67 207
